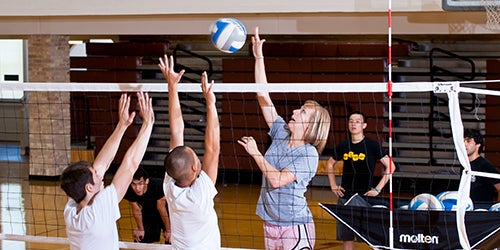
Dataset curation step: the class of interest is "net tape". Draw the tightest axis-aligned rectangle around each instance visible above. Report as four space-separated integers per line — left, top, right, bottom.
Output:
2 80 500 97
2 79 500 249
2 82 413 93
0 233 251 250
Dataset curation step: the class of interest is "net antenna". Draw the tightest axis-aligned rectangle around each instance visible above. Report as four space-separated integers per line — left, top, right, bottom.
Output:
387 0 395 249
482 0 500 30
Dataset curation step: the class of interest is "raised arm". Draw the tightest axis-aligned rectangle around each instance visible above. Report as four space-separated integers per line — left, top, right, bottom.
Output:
158 54 185 150
252 26 278 128
93 93 135 178
201 71 220 184
113 92 155 201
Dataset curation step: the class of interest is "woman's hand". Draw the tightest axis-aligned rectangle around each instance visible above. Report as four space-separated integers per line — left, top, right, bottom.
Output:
251 26 266 59
237 136 261 157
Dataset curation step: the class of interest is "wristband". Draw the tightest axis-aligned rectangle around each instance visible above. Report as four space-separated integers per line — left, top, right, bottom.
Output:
373 187 380 194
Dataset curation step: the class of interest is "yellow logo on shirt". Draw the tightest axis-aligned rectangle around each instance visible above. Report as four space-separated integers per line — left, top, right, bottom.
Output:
343 152 366 161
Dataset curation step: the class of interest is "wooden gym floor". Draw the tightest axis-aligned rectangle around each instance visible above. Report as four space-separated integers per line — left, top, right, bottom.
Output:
0 143 371 250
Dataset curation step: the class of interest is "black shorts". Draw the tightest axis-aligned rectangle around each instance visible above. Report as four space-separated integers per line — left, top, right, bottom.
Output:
336 198 360 242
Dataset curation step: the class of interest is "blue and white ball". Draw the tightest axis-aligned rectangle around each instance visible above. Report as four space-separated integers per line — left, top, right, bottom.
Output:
489 202 500 211
409 193 444 211
436 191 473 211
210 18 247 53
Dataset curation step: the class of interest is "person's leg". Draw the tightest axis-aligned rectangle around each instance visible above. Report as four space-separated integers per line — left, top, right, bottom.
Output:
339 221 356 250
281 221 315 250
343 240 354 250
336 198 355 250
263 222 281 250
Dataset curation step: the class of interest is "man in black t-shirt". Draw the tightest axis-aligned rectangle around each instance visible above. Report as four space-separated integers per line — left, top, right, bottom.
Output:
326 111 396 250
124 167 171 243
464 128 500 203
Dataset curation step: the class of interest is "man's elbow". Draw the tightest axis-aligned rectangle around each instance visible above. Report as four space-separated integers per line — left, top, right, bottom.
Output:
122 158 141 172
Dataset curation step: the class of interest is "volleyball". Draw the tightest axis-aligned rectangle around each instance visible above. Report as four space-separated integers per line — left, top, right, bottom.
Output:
409 193 444 211
436 191 473 211
475 208 488 211
489 202 500 211
435 191 449 200
210 18 247 53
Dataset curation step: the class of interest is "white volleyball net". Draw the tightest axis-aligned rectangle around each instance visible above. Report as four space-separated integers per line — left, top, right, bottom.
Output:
0 80 500 249
483 0 500 31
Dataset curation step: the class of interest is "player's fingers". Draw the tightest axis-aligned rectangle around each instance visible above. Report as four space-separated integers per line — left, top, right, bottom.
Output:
177 69 185 81
118 93 126 111
237 140 248 147
208 80 215 92
158 59 164 69
168 55 175 70
138 92 148 112
240 136 252 143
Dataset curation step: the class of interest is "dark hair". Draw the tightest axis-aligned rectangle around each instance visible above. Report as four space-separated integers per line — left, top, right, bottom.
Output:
349 111 367 123
133 167 149 181
60 161 94 203
164 145 195 183
464 128 484 154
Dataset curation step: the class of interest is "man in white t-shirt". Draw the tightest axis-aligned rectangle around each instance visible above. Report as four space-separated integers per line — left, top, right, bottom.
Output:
158 55 221 249
60 92 155 250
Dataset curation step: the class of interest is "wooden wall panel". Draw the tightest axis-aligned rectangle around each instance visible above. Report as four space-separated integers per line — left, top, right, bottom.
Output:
70 71 140 82
85 42 169 56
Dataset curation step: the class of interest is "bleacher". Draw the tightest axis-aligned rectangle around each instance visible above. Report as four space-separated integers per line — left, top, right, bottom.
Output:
70 42 171 177
67 36 500 189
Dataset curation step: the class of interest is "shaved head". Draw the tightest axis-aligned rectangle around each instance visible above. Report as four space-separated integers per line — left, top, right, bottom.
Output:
164 146 196 185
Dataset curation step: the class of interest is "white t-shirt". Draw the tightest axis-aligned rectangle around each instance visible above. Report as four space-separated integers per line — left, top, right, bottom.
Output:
164 171 220 250
64 184 121 250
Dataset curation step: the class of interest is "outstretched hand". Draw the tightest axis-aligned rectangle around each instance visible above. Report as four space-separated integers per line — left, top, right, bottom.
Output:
201 71 215 105
118 93 135 127
237 136 261 157
158 55 185 86
251 26 265 59
136 92 154 125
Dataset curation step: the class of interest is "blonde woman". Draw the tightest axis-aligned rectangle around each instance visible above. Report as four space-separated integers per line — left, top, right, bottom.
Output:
238 27 331 250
